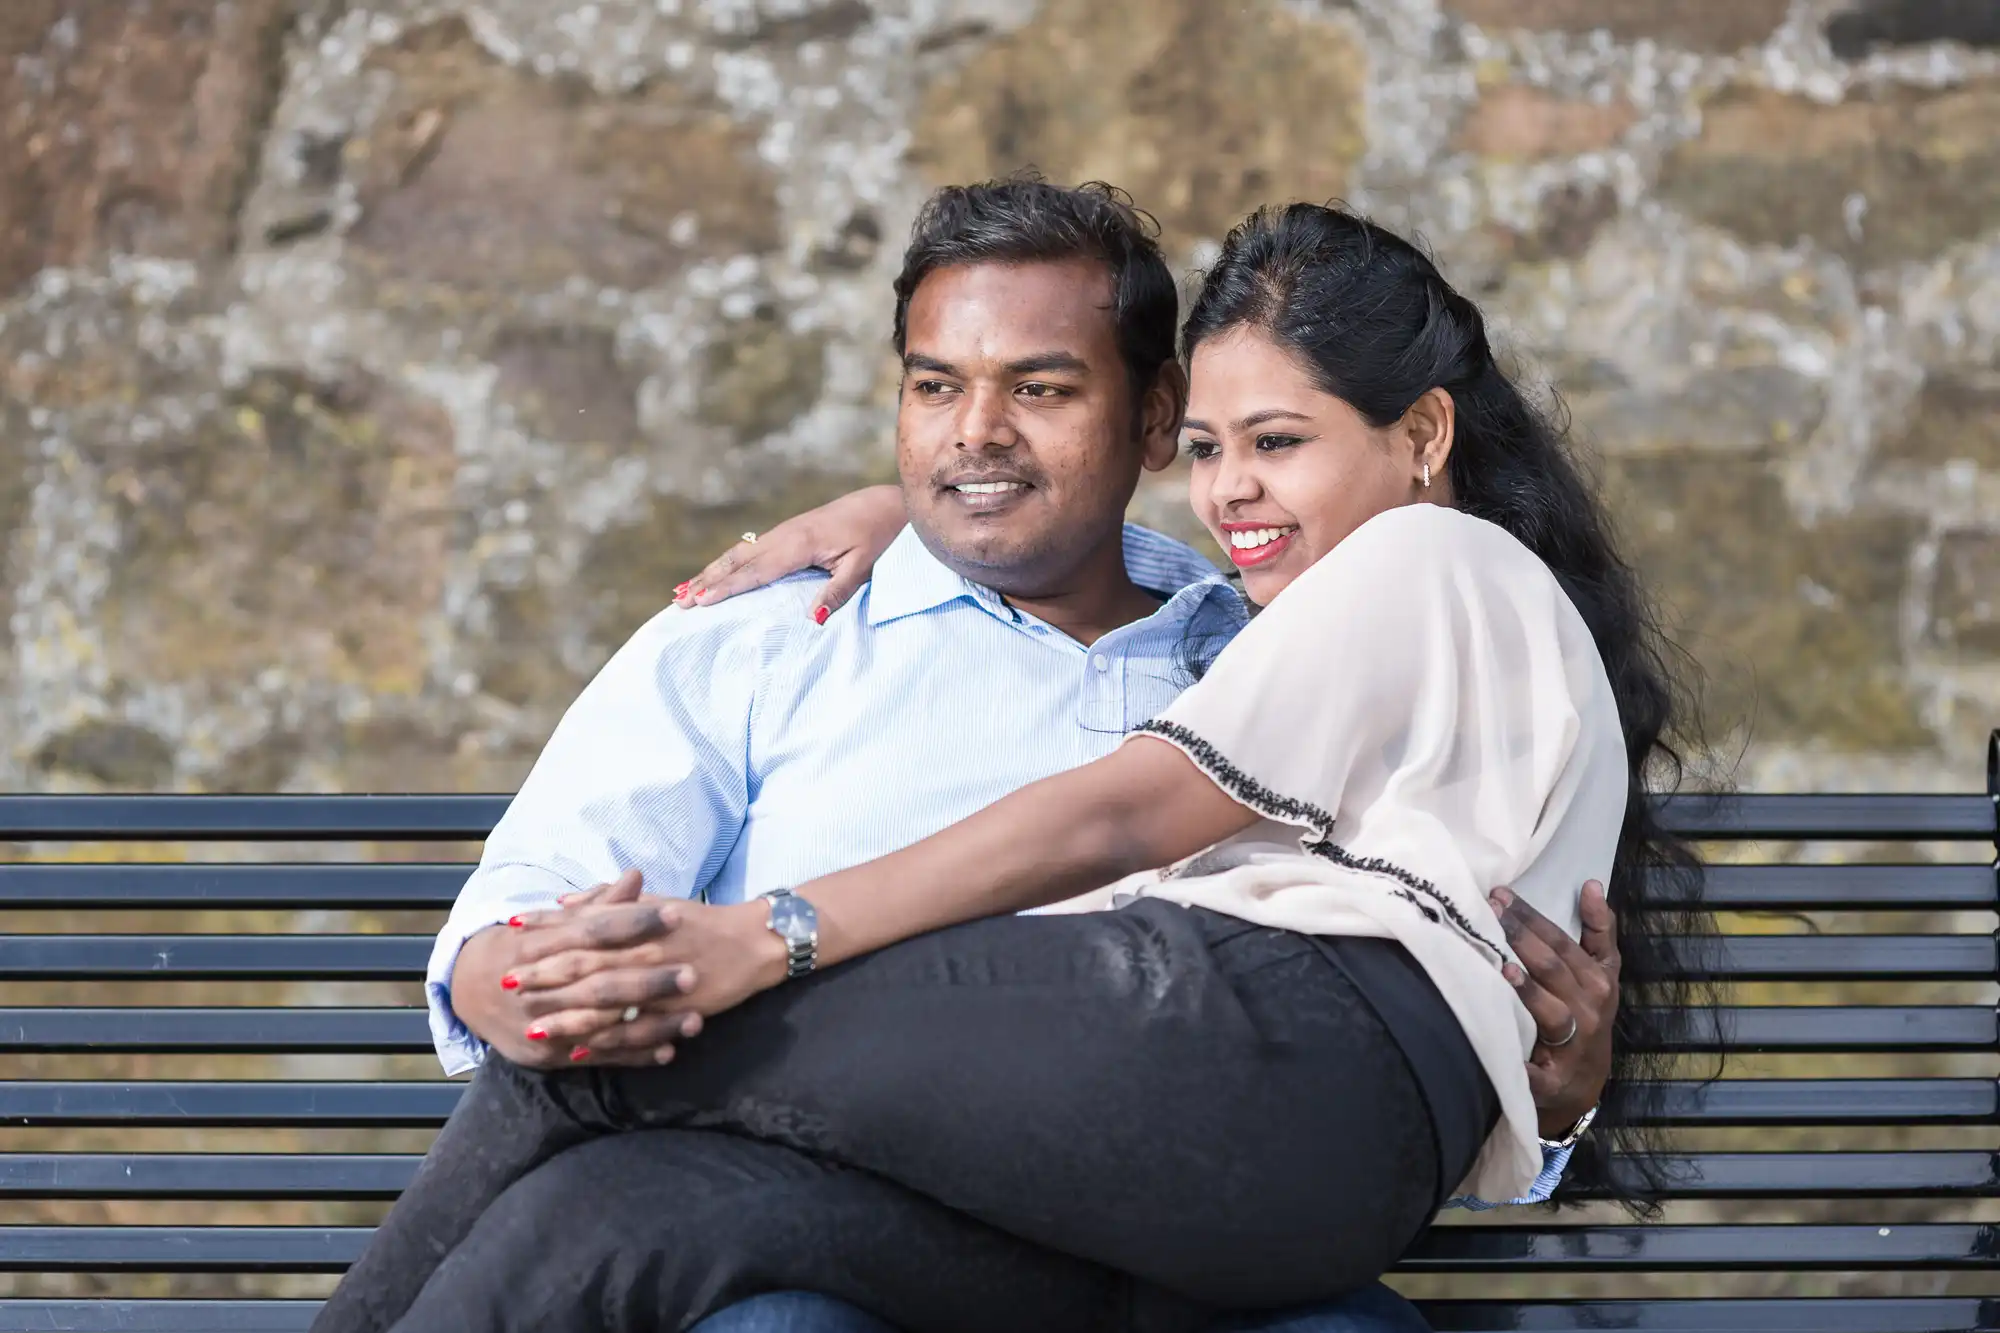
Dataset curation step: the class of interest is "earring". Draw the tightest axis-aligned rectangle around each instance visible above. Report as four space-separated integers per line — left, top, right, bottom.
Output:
1422 462 1431 489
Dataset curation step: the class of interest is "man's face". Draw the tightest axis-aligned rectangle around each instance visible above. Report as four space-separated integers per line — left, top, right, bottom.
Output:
896 259 1175 594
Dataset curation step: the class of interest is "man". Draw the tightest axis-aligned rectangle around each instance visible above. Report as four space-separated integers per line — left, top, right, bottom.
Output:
426 179 1617 1333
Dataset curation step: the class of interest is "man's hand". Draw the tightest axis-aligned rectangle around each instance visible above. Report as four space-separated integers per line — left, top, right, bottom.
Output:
1491 880 1620 1141
452 871 703 1069
506 896 789 1062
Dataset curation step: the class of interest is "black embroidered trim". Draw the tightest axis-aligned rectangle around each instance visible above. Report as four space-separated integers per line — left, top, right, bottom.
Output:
1135 720 1339 834
1390 888 1442 926
1134 719 1505 960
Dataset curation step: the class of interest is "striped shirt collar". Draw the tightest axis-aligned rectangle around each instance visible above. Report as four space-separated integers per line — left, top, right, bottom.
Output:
867 523 1236 628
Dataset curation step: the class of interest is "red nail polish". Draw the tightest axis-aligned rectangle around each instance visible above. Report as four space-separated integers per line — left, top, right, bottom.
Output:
500 974 519 990
507 915 525 929
813 605 829 626
674 581 691 595
526 1025 548 1041
569 1047 591 1062
691 587 707 601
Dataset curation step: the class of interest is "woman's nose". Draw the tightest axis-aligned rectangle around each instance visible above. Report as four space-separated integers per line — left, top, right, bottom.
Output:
1207 446 1262 504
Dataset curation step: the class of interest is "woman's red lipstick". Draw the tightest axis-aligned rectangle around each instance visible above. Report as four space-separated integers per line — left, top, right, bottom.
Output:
1220 522 1298 569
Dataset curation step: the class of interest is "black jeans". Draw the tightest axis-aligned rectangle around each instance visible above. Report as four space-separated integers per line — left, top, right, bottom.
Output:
315 902 1473 1333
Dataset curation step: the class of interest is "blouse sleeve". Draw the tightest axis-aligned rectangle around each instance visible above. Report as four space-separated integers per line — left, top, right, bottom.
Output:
1130 504 1612 941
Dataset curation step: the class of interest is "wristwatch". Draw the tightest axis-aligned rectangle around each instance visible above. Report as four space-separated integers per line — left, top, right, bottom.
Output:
762 887 820 980
1539 1103 1598 1151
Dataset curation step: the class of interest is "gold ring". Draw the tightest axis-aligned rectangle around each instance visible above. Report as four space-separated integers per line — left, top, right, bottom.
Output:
621 1005 640 1024
740 531 758 544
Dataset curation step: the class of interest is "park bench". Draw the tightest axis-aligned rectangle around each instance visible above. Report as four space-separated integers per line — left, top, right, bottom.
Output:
1 731 1996 1332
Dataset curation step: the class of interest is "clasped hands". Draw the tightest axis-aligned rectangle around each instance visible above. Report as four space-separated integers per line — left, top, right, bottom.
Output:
493 871 788 1068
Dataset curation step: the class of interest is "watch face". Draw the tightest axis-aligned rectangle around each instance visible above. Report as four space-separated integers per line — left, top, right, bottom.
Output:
768 893 818 944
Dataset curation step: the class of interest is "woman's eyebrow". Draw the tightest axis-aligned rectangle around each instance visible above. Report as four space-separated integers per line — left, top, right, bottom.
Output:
1233 408 1313 430
1181 409 1313 434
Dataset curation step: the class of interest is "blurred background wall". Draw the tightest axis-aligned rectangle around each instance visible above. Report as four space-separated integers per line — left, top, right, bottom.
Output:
1 0 1995 797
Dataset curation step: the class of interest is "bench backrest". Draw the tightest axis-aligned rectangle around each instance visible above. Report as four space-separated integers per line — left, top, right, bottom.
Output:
2 743 1997 1332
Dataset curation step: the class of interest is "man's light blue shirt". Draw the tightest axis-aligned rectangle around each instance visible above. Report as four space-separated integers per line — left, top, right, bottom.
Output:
427 522 1570 1205
428 524 1239 1071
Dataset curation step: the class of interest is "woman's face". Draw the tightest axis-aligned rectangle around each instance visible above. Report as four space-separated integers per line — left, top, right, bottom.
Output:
1184 325 1453 606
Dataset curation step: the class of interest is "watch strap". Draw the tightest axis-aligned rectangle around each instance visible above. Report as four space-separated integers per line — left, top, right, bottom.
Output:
1539 1103 1598 1151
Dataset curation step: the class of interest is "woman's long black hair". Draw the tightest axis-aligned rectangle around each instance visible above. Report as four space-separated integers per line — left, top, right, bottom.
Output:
1182 203 1721 1207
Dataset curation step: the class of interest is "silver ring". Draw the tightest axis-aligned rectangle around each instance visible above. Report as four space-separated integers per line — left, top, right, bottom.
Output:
1541 1017 1579 1049
620 1005 640 1024
739 531 758 544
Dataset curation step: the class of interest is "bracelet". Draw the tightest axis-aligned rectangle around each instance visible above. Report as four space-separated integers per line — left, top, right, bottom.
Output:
1539 1103 1598 1151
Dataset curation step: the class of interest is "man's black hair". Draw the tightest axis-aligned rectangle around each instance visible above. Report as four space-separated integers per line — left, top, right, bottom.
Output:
891 175 1180 399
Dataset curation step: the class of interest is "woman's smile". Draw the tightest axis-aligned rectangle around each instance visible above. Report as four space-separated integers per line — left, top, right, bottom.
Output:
1220 521 1300 568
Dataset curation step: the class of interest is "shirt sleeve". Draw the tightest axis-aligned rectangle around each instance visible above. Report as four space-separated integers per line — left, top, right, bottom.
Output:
1447 1141 1575 1210
426 596 796 1074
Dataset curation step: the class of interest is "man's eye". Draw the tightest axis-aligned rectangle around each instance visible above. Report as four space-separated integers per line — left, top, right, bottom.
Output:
1183 438 1219 461
913 380 955 398
1255 434 1303 452
1018 383 1069 399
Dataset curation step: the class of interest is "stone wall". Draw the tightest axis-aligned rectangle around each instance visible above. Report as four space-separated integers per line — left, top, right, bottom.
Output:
3 0 1996 796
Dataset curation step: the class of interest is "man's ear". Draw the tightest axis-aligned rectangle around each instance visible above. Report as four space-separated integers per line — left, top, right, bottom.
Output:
1139 362 1187 473
1402 386 1456 483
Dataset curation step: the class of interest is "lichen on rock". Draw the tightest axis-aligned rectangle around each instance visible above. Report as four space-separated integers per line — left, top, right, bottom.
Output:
0 0 1995 797
912 0 1367 251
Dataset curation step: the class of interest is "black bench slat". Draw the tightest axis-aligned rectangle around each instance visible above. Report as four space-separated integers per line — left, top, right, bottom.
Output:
1633 1077 1999 1125
1420 1297 2000 1332
11 1005 1982 1052
1 792 1987 843
3 1302 1994 1333
0 795 505 842
1685 862 1998 911
0 1303 316 1333
0 1081 464 1125
1605 1151 2000 1196
1404 1223 1999 1270
7 1151 1991 1200
2 1077 1989 1127
3 860 1987 914
0 935 431 981
1658 793 1996 841
0 1154 415 1198
0 1226 366 1272
7 933 1987 982
0 1009 422 1052
1682 1005 1998 1051
1697 934 1997 981
0 863 468 910
9 1223 1990 1273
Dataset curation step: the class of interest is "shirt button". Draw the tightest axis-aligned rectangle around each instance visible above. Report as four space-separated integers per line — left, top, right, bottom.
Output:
1092 654 1110 673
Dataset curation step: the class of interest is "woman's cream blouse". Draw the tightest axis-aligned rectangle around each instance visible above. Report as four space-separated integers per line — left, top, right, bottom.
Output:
1056 503 1629 1203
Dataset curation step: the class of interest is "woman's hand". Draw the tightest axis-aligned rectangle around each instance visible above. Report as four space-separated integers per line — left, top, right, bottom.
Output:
453 870 657 1069
1491 881 1620 1141
503 893 789 1063
676 484 906 623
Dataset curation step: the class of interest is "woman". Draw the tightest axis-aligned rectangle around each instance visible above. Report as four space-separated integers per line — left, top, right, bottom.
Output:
320 202 1711 1333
